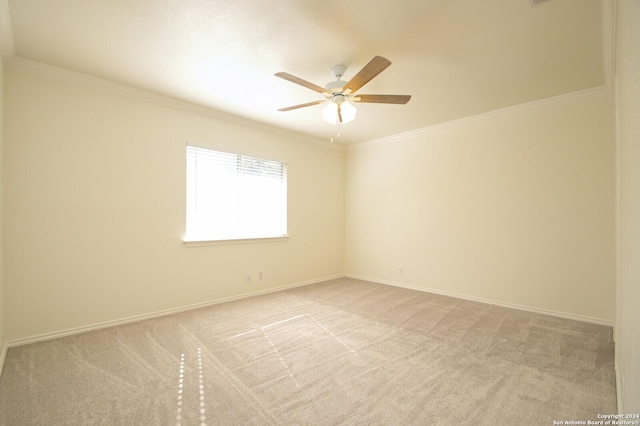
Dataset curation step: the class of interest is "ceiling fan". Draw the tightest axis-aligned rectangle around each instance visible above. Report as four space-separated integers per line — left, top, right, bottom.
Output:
275 56 411 125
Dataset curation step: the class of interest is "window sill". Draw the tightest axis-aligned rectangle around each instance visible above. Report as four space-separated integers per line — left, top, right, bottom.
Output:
183 235 289 247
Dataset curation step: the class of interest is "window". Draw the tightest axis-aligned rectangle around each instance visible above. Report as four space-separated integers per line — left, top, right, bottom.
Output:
185 145 287 242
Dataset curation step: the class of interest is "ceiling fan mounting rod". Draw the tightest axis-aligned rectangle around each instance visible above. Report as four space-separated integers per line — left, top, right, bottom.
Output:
331 64 346 79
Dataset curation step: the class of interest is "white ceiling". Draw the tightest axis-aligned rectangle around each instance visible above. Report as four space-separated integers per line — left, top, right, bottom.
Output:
1 0 607 145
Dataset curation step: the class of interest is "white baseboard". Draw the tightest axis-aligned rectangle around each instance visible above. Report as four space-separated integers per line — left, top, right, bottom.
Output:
345 274 614 327
6 274 344 349
616 367 622 414
3 272 612 352
0 342 7 378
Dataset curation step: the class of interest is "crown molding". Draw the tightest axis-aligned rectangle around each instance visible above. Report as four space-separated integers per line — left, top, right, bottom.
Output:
348 84 613 151
7 56 343 151
0 0 613 155
0 0 339 151
348 0 616 152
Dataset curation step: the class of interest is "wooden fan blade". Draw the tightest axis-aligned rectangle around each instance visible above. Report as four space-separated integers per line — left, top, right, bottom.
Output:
353 94 411 104
275 72 328 94
344 56 392 94
277 100 325 112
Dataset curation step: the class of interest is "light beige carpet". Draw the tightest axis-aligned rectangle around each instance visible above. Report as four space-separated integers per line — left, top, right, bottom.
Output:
0 278 616 425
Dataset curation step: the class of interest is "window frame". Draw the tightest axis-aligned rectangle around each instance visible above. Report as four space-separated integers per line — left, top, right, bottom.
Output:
184 144 289 246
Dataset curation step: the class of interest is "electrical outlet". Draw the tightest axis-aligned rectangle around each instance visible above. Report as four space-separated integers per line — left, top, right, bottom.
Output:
245 273 251 283
258 271 264 281
398 266 405 275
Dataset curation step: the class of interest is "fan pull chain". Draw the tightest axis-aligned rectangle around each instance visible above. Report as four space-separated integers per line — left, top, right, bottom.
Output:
330 125 342 144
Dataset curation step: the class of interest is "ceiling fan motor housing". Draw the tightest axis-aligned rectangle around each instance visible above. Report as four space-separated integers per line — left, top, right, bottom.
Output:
324 64 348 95
275 56 410 119
325 79 345 94
332 93 347 104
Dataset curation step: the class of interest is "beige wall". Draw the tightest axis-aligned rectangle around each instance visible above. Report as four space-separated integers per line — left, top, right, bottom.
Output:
0 54 5 362
615 0 640 414
1 45 620 349
3 67 345 341
346 90 615 324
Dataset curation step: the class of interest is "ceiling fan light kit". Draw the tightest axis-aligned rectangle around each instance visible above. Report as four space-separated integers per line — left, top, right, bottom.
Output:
322 99 357 125
275 56 411 127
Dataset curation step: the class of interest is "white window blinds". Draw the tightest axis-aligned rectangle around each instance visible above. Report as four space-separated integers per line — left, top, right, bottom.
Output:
185 146 287 242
